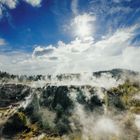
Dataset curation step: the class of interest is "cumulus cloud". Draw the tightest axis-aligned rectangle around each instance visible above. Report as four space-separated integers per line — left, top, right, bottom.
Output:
0 0 42 17
24 0 42 7
32 46 55 58
0 0 17 17
0 24 139 75
0 0 18 15
0 0 18 9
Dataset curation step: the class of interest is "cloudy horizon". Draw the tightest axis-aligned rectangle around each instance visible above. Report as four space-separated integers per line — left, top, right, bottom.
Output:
0 0 140 75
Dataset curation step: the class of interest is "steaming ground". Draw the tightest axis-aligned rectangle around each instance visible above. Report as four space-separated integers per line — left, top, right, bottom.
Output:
0 69 140 140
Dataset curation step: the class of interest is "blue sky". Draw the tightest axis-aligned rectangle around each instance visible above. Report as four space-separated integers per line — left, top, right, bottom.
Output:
0 0 140 74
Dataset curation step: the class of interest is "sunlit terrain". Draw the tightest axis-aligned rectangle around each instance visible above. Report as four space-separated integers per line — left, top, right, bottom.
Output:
0 0 140 140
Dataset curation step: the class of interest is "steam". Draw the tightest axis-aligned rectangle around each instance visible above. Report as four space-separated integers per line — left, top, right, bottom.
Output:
69 103 121 140
0 70 139 140
94 117 120 139
43 72 124 89
67 87 119 140
0 71 124 90
20 90 34 109
135 115 140 130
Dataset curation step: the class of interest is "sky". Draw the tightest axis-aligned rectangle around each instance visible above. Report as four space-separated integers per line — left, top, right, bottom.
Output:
0 0 140 75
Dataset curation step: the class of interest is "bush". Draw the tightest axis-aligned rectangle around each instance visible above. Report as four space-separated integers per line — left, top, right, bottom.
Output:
2 112 28 137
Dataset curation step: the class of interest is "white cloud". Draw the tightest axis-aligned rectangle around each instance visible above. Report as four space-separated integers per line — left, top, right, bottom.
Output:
71 0 78 15
0 0 42 17
32 45 55 58
24 0 42 7
71 13 96 38
0 38 6 46
0 25 140 75
0 0 18 9
113 0 132 3
0 0 18 18
0 6 2 16
109 6 132 14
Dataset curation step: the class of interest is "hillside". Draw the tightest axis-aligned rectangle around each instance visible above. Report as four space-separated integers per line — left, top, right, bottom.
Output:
0 69 140 140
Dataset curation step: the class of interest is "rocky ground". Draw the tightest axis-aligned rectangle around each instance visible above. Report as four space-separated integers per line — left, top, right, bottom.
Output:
0 69 140 140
